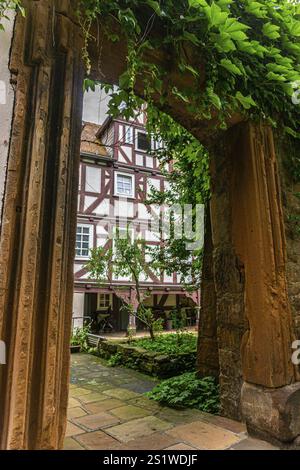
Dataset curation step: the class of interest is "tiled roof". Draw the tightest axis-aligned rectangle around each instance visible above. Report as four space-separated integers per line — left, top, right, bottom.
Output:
81 122 108 156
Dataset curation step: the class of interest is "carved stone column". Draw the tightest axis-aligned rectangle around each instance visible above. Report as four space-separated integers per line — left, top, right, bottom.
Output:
0 0 84 449
210 121 300 444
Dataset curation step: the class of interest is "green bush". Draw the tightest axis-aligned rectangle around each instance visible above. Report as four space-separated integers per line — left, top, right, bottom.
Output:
107 352 123 367
146 372 220 414
134 333 197 355
71 325 90 351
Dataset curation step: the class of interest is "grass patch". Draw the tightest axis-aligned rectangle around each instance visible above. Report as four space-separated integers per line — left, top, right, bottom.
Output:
133 333 197 355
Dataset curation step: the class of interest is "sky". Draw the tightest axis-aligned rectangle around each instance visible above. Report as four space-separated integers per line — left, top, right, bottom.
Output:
82 85 110 125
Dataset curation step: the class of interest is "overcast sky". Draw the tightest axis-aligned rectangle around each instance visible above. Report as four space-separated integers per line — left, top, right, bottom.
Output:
82 85 110 125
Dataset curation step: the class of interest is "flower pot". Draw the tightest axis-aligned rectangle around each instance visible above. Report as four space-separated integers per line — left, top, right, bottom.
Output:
70 345 81 353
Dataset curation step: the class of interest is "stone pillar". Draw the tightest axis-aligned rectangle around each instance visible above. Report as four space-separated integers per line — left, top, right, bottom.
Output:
209 131 246 420
0 0 84 450
197 207 219 379
210 121 300 444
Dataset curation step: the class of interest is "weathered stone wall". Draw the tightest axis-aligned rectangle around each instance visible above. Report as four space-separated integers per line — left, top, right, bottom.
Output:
275 136 300 339
0 12 15 226
197 208 220 379
0 1 84 449
209 129 246 420
207 122 300 421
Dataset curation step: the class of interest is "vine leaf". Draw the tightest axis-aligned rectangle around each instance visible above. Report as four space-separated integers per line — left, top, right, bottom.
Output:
235 92 257 110
220 58 242 75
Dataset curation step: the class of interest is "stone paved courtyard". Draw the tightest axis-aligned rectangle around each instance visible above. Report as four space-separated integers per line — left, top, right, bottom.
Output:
65 353 278 450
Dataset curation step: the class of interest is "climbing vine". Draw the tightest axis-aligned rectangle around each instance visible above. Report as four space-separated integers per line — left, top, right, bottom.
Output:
78 1 300 137
0 0 24 28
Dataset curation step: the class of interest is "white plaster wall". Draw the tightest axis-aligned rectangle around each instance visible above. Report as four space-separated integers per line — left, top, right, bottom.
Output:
73 293 85 329
0 13 15 227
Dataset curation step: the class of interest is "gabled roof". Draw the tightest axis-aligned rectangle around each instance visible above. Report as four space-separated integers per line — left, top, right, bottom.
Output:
81 122 108 156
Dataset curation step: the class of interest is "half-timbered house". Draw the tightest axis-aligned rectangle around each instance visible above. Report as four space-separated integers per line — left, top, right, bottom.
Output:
73 113 199 333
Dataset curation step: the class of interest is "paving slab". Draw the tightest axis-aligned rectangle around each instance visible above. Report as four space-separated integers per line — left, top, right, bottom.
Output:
68 406 88 420
166 421 241 450
103 388 140 401
85 399 124 414
64 437 85 450
79 392 109 404
165 443 197 450
110 405 151 421
65 421 85 437
66 353 272 451
76 431 120 450
68 397 82 409
116 433 179 450
230 437 279 450
70 387 92 397
106 416 172 442
74 411 121 431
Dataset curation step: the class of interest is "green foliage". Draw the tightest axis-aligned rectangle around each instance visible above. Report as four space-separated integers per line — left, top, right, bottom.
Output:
79 1 300 133
71 325 91 351
78 0 300 180
146 372 220 414
85 230 163 340
107 352 123 367
288 213 300 237
135 333 197 355
0 0 24 29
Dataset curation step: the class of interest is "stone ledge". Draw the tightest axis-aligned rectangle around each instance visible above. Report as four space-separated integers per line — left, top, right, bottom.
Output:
92 339 197 379
241 381 300 446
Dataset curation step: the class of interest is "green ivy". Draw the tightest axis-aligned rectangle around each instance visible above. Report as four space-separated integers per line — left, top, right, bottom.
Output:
0 0 24 29
78 1 300 136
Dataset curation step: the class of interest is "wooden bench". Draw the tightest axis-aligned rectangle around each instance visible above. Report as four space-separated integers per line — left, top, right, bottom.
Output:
87 333 105 349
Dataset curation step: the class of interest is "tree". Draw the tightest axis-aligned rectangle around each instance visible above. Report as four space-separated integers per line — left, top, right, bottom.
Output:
85 230 163 340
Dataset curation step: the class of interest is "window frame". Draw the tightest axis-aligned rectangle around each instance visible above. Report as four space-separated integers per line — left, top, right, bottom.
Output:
114 171 135 198
135 129 150 153
123 125 133 145
75 223 93 259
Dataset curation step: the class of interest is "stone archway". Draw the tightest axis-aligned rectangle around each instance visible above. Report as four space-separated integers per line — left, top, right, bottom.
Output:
0 0 300 449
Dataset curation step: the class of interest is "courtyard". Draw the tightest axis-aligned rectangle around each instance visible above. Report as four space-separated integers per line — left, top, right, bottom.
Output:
65 354 278 451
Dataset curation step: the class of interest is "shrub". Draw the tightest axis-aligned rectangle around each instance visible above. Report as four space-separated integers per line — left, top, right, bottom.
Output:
71 325 90 351
146 372 220 414
107 352 123 367
134 333 197 355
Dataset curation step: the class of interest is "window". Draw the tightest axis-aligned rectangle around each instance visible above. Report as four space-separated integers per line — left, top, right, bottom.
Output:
123 125 133 144
136 131 150 152
75 225 92 258
115 172 134 197
97 294 110 308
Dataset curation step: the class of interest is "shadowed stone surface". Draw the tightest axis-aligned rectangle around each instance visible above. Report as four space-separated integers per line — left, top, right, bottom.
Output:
65 354 273 450
166 421 241 450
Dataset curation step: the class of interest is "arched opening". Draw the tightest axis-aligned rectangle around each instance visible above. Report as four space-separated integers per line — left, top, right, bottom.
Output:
0 0 300 450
